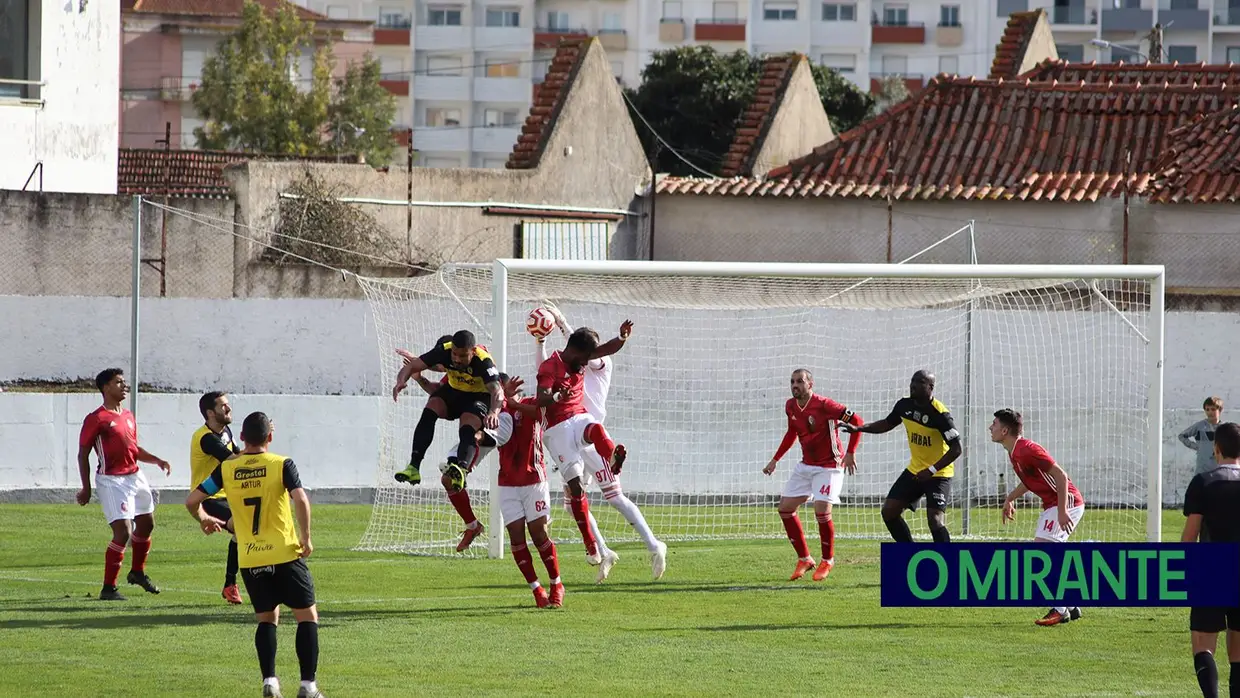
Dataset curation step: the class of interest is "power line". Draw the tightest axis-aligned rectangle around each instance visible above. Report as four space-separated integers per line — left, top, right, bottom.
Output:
621 90 718 179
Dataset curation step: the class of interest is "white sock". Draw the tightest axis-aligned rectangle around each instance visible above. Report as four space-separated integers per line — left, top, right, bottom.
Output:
529 581 541 590
466 520 480 530
587 512 610 556
263 677 279 688
1054 606 1069 615
550 576 561 585
301 680 317 693
606 490 660 551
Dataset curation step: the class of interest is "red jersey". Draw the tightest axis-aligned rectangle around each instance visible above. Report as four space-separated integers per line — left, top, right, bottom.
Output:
537 351 587 428
1009 438 1084 509
79 406 140 476
779 394 860 467
498 398 545 487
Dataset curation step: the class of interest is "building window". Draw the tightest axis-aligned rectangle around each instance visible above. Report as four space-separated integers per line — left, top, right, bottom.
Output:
1111 44 1142 62
379 56 405 79
426 108 462 127
713 1 739 20
0 0 33 99
882 3 909 26
821 53 856 73
822 3 857 21
997 0 1027 16
881 54 908 75
427 5 463 25
484 59 520 77
1166 45 1197 63
427 56 464 76
378 7 412 28
546 11 570 30
1056 43 1085 62
763 1 797 20
939 4 960 26
485 8 520 27
602 12 624 31
938 55 958 74
662 0 683 20
483 108 519 127
1228 46 1240 63
532 59 549 81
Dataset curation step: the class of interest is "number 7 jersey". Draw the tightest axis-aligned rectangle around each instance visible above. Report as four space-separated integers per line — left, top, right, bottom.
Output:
198 451 304 568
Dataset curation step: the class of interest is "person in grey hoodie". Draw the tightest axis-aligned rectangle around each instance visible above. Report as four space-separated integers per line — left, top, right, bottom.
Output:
1179 396 1224 475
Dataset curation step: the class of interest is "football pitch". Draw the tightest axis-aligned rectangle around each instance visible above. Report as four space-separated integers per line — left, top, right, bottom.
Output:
0 504 1200 697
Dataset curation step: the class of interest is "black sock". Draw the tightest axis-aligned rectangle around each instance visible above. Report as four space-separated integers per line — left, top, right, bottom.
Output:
1195 651 1218 697
1229 661 1239 698
930 525 952 543
409 408 439 468
883 515 914 543
225 540 238 587
455 424 479 469
296 621 319 683
256 622 278 680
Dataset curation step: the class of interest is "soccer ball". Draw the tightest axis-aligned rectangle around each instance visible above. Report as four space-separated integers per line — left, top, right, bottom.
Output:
526 307 556 338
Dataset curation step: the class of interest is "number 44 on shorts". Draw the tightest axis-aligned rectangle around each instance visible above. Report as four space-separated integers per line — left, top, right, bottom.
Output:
819 484 832 496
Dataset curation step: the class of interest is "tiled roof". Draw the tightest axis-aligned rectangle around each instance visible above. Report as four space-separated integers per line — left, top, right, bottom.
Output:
124 0 327 21
1147 106 1240 203
1023 59 1240 86
506 38 590 170
658 77 1240 202
117 148 360 198
988 10 1045 80
719 53 801 178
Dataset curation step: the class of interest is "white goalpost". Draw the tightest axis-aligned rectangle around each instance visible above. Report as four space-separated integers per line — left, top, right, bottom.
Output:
355 260 1165 558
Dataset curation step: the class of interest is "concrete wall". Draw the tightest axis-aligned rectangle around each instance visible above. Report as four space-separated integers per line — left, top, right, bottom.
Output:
750 60 834 178
0 0 120 194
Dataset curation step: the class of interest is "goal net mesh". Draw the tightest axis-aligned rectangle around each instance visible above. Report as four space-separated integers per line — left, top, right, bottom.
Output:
355 265 1154 555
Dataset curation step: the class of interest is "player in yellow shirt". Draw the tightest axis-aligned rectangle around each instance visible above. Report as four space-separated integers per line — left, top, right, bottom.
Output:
186 412 323 698
189 391 242 604
842 370 963 543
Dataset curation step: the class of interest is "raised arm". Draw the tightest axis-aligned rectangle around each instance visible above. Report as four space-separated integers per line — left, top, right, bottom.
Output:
844 415 899 435
1179 422 1200 450
591 320 633 360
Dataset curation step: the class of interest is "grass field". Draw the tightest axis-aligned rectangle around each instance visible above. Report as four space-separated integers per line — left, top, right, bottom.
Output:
0 503 1205 697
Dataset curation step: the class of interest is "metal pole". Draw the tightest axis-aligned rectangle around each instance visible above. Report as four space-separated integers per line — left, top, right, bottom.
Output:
960 220 976 535
131 196 143 418
488 260 509 559
159 121 171 296
1146 270 1166 542
406 129 414 263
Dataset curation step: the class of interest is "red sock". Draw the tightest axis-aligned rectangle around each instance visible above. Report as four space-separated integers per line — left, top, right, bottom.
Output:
780 511 810 559
583 423 615 462
569 495 598 556
511 543 538 584
104 541 125 586
537 538 560 580
130 535 151 573
817 513 835 561
447 489 478 527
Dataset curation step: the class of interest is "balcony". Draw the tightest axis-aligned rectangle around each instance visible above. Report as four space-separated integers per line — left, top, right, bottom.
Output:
413 75 471 101
392 128 412 148
1052 5 1098 27
159 76 196 101
475 26 531 50
1102 7 1154 32
374 17 412 46
473 77 530 102
870 74 924 95
413 126 471 153
535 27 589 49
936 23 963 47
472 126 521 153
380 78 410 97
659 18 686 41
415 24 471 51
694 18 746 41
871 21 926 43
598 28 628 51
1159 1 1209 30
1215 6 1240 28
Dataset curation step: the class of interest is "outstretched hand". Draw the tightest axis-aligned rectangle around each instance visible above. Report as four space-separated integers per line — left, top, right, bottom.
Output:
619 319 633 340
395 348 417 364
839 422 859 434
503 375 525 397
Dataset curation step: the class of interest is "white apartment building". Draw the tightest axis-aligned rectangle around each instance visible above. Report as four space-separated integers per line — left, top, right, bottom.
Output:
295 0 1240 168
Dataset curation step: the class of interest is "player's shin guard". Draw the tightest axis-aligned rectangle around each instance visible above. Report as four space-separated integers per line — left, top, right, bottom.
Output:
104 540 125 587
537 538 560 581
569 495 599 556
455 424 479 468
409 408 439 467
130 534 151 572
226 539 239 587
816 513 835 561
295 622 319 683
605 487 659 551
447 489 478 527
511 543 539 585
779 511 811 559
883 515 915 543
1194 651 1217 697
256 622 278 679
929 525 951 543
582 423 615 462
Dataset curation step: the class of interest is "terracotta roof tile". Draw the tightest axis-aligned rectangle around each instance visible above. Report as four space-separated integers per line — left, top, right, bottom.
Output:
1023 58 1240 86
126 0 327 21
506 38 591 170
117 148 360 198
719 53 801 178
658 77 1240 202
988 10 1045 80
1147 106 1240 203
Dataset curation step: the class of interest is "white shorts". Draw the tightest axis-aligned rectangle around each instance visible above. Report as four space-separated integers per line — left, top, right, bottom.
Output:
499 481 552 526
581 444 618 489
780 462 843 504
96 470 155 524
545 413 596 483
1034 505 1085 543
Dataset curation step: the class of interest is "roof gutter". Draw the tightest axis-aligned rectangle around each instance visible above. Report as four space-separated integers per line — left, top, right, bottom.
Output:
276 193 638 216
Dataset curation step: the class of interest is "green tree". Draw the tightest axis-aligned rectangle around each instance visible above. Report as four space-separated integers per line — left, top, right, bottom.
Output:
192 0 395 164
625 46 875 176
873 74 911 114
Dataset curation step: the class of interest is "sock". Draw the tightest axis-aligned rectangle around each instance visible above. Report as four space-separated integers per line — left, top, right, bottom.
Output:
511 543 539 584
295 621 319 683
225 539 239 587
130 534 151 573
929 524 952 543
1229 661 1239 698
883 515 915 543
256 622 278 680
537 538 561 580
1053 606 1069 615
301 682 318 695
569 495 598 556
447 489 478 527
408 408 439 468
817 513 835 562
583 422 616 462
1194 651 1218 698
455 424 479 470
587 512 610 557
104 540 125 587
780 511 811 559
604 488 660 551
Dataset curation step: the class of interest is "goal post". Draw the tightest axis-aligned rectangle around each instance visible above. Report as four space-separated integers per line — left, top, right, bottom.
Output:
355 260 1165 559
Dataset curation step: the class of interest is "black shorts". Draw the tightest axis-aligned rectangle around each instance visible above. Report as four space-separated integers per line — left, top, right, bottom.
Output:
201 498 232 523
886 468 952 511
433 384 491 421
1191 607 1240 633
240 558 316 614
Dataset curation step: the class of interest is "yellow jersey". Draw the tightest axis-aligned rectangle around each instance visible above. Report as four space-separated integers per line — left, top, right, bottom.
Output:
198 451 304 568
417 340 500 393
189 424 238 499
883 397 961 478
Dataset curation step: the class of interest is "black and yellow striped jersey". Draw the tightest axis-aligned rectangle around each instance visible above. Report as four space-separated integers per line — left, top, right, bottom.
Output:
418 340 500 393
884 397 960 478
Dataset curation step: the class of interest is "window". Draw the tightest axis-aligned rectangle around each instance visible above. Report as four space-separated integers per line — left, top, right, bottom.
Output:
997 0 1027 16
483 108 520 127
662 0 683 19
822 3 857 20
326 5 349 18
882 3 909 25
532 59 549 81
821 53 856 73
881 54 908 74
1167 45 1197 63
1056 43 1085 62
427 5 463 25
1112 44 1141 61
602 12 624 31
426 108 462 127
546 11 570 30
379 56 405 78
1169 0 1198 8
764 1 797 20
713 1 739 20
938 55 958 74
610 61 624 77
1115 0 1141 8
378 7 412 28
427 56 464 75
0 0 33 99
484 59 520 77
1228 46 1240 63
940 4 960 26
485 8 520 27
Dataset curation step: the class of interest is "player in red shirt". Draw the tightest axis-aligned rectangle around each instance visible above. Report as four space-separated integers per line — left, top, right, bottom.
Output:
536 324 631 562
76 368 172 601
989 408 1086 627
763 369 862 582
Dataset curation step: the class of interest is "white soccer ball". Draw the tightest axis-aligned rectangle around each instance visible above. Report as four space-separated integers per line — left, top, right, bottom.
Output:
526 307 556 338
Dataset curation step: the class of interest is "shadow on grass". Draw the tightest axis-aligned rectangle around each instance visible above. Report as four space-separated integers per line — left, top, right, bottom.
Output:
0 605 528 630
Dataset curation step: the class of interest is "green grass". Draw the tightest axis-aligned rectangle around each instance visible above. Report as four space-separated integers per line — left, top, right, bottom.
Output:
0 504 1203 697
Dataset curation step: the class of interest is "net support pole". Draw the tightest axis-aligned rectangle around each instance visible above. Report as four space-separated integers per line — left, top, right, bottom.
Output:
1146 269 1166 542
488 260 509 559
960 220 976 535
130 195 142 418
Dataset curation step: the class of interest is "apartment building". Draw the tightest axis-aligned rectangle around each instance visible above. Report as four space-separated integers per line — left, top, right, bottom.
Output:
1032 0 1240 65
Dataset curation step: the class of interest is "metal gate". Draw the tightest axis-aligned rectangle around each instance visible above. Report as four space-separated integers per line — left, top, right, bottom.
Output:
519 221 611 260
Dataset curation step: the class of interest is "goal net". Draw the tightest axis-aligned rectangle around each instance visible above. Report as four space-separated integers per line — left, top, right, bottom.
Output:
355 261 1164 557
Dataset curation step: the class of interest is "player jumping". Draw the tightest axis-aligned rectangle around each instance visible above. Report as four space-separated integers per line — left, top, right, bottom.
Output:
989 409 1086 626
764 369 862 582
841 370 961 543
536 303 667 582
76 368 172 601
189 390 243 604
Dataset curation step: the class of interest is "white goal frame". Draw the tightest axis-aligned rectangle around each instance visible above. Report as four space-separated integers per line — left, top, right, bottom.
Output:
487 260 1166 557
